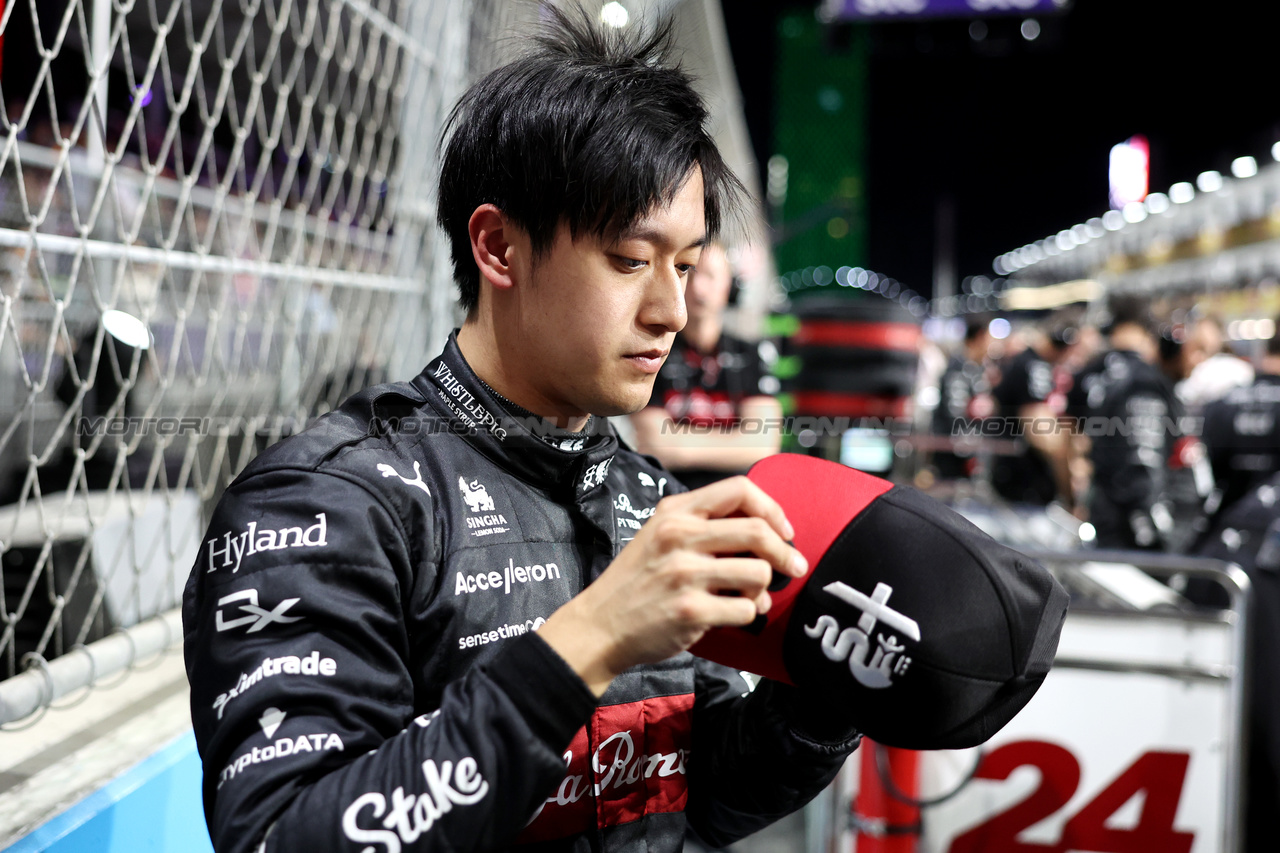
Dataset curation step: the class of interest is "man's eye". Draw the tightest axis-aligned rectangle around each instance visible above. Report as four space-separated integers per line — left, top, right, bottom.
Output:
619 257 647 270
677 263 697 276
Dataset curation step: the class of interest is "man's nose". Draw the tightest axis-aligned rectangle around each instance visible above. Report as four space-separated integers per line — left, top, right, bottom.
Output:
642 266 687 333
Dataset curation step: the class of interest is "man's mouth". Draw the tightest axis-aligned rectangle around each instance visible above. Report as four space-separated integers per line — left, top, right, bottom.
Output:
625 349 668 374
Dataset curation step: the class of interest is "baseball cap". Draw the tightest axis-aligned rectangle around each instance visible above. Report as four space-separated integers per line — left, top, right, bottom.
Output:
690 454 1068 749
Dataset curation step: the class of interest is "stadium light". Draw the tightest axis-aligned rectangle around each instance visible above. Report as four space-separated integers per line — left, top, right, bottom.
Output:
600 2 629 28
1196 170 1223 193
1231 156 1258 179
1169 182 1195 204
1109 136 1149 210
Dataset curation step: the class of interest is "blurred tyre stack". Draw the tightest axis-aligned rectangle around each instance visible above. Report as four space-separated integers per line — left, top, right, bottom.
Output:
784 297 920 471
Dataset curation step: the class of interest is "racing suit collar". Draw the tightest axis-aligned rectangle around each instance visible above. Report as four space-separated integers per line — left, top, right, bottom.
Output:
415 331 620 500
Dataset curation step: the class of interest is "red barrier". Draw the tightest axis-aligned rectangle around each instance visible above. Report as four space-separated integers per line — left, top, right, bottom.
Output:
794 321 922 352
789 392 912 419
852 742 921 853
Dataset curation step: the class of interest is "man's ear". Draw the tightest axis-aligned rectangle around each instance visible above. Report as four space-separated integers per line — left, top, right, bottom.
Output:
468 204 516 292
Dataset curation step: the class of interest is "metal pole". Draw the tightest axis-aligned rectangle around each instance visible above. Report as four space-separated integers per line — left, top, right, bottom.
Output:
0 227 423 293
0 609 183 726
933 195 956 303
89 0 111 171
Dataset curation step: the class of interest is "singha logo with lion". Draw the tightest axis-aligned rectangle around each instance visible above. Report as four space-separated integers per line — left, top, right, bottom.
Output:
458 477 496 513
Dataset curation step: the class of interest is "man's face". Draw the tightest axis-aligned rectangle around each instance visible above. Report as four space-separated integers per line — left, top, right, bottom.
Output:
1188 320 1224 367
507 168 706 421
685 243 733 324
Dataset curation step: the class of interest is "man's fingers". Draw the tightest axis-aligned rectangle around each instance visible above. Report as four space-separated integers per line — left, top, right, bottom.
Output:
695 556 774 599
686 519 807 578
695 592 762 628
675 476 795 541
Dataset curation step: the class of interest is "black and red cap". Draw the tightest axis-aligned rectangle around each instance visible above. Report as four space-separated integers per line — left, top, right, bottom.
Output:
690 454 1068 750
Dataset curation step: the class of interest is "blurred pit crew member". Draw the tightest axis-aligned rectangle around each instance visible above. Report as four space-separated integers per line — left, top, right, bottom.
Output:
1191 471 1280 853
1074 301 1188 550
183 10 857 853
631 242 782 490
1153 323 1216 551
930 317 994 480
1189 319 1280 849
1201 321 1280 525
990 320 1074 506
1178 313 1254 407
1060 320 1104 511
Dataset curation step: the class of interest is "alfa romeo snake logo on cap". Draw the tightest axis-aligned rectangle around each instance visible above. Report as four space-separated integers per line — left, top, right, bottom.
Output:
691 454 1068 750
805 581 919 689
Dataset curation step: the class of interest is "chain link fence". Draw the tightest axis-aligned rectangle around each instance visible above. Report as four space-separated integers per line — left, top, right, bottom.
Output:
0 0 758 727
0 0 545 724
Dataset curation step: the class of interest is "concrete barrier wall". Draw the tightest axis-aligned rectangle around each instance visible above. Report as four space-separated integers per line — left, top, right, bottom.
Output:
4 731 212 853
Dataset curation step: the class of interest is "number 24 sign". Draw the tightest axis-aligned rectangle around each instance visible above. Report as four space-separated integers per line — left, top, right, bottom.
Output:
947 741 1195 853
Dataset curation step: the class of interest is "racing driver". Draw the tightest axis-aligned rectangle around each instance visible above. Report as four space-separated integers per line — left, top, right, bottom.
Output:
183 8 859 853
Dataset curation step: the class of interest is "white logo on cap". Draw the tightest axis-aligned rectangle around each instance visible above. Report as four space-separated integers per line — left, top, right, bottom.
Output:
806 581 918 689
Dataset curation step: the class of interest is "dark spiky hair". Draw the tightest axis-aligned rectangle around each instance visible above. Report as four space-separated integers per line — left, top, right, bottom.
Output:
437 5 746 313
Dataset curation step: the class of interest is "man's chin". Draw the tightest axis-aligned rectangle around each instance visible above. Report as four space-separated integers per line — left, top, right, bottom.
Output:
591 383 655 418
594 399 648 418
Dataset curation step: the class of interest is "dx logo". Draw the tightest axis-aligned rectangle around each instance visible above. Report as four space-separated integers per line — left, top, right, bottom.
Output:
216 589 303 633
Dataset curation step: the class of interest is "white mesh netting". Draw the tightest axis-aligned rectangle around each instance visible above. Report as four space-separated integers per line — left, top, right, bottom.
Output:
0 0 529 715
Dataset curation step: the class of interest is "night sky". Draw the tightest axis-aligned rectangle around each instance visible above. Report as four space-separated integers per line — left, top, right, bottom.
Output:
722 0 1280 296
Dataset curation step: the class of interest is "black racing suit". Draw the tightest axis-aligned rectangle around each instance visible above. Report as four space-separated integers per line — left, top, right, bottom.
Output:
1083 349 1183 550
1201 374 1280 523
1064 353 1107 426
1194 377 1280 852
183 332 858 853
990 347 1058 505
1193 473 1280 853
931 354 990 480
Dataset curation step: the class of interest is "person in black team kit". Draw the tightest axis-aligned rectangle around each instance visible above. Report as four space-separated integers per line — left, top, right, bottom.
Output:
631 242 782 490
931 318 993 481
1071 302 1185 550
1201 326 1280 523
183 11 857 853
1193 319 1280 852
990 321 1073 506
1192 472 1280 853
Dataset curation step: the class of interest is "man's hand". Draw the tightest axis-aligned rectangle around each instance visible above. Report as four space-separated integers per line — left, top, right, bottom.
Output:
538 476 808 696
